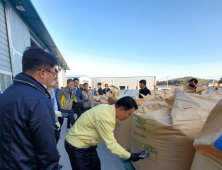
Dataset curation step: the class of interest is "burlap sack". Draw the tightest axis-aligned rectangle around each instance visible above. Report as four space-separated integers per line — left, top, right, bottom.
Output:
131 103 173 170
114 116 133 152
131 91 222 170
107 92 121 105
181 85 196 93
135 93 162 106
93 95 109 106
190 99 222 170
154 91 165 99
190 151 222 170
164 90 173 99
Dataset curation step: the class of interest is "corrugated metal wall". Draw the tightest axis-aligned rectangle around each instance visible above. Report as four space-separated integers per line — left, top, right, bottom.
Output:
5 5 30 77
0 1 11 73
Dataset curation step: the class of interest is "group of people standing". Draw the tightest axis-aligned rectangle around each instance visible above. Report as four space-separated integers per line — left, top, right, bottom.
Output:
93 83 110 96
0 46 147 170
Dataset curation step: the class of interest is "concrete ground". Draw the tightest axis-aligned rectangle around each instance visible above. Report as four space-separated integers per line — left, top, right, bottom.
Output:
57 115 125 170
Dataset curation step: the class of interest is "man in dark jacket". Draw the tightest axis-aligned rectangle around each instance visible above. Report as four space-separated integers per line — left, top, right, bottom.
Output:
189 78 198 89
0 47 60 170
72 78 84 122
103 84 110 94
139 79 151 98
97 82 103 95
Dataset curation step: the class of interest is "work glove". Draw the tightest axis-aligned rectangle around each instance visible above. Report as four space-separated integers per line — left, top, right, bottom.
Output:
55 111 62 118
84 100 89 102
55 122 60 130
130 150 149 162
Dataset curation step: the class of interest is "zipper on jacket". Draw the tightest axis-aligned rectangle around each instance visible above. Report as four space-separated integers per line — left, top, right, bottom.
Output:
13 79 50 98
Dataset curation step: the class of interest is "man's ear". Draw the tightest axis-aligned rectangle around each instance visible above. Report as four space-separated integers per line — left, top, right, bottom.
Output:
120 107 125 112
39 69 45 79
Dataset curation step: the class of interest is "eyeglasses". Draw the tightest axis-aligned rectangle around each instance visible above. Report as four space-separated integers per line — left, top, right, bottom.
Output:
37 68 58 78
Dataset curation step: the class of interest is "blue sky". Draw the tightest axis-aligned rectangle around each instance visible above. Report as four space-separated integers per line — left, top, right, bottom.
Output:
31 0 222 80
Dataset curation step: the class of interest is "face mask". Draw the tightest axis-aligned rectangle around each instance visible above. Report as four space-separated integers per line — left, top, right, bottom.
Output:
50 81 56 86
105 87 107 88
98 86 100 88
189 84 195 88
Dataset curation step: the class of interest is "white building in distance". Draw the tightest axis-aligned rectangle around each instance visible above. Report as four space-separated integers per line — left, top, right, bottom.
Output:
91 76 156 90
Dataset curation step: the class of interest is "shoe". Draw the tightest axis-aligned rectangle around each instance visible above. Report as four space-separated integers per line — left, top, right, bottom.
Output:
67 128 70 132
59 164 63 169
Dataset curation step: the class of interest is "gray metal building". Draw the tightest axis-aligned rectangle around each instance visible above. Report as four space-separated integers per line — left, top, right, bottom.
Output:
0 0 69 93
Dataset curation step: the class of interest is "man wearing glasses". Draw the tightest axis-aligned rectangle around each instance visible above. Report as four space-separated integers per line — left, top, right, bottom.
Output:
0 47 60 170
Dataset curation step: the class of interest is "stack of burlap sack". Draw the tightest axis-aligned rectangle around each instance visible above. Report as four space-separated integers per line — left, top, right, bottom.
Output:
114 85 222 170
134 90 174 106
190 98 222 170
93 85 121 106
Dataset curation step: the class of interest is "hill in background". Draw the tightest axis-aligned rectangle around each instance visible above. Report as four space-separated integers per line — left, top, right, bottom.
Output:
157 76 219 86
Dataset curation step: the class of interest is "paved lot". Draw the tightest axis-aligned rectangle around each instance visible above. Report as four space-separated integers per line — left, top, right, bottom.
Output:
57 115 125 170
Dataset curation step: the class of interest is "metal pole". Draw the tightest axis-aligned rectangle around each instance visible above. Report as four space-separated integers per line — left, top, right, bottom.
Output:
167 76 169 89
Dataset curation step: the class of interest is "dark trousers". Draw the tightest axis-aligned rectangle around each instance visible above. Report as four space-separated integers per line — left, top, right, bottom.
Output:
65 140 101 170
72 106 82 120
61 109 75 129
54 117 64 143
55 129 61 144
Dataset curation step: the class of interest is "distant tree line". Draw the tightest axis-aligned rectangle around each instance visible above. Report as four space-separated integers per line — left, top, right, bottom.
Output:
156 77 217 86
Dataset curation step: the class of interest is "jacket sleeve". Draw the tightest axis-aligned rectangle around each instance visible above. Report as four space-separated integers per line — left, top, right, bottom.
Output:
80 90 84 107
57 89 63 105
148 89 151 95
96 120 131 159
29 98 59 169
73 95 84 103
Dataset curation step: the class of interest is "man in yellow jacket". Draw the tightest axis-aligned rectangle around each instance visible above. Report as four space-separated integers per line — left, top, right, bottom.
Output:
65 96 145 170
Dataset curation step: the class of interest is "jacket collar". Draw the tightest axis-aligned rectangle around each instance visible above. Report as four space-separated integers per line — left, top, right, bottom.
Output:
13 73 51 98
141 86 147 90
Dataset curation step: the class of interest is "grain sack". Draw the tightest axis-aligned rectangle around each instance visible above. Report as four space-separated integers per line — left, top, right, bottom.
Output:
190 151 222 170
153 91 165 99
190 99 222 170
135 93 161 106
181 85 196 93
114 100 165 152
107 92 121 105
131 103 173 170
114 116 133 152
131 91 222 170
164 90 173 99
107 85 121 105
93 96 109 106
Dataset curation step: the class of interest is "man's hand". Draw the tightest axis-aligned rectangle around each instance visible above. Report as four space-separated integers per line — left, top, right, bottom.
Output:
130 150 149 162
84 100 89 102
55 111 62 118
55 122 60 130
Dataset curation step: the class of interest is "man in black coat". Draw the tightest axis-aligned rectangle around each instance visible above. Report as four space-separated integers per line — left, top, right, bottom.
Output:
139 79 151 98
0 47 60 170
103 84 110 94
97 82 103 95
